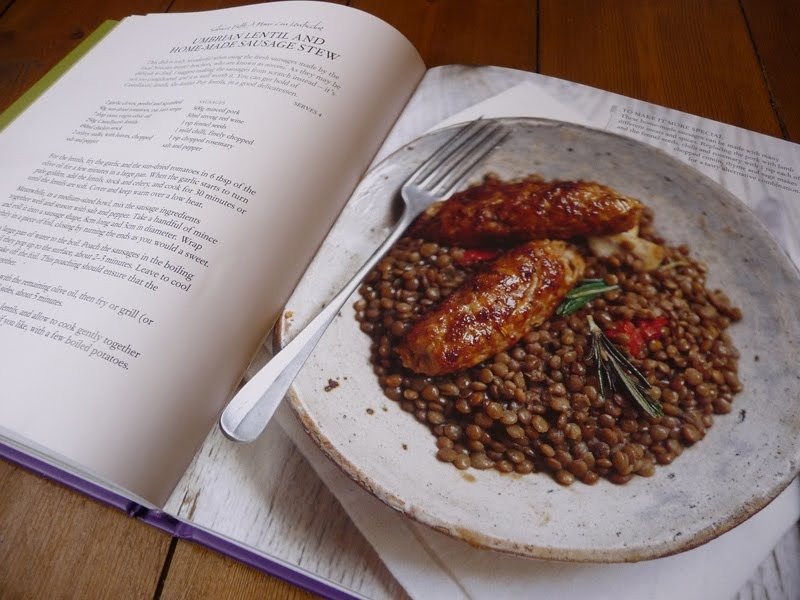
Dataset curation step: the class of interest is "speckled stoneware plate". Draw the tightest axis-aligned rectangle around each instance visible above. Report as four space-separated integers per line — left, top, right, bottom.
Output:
276 118 800 562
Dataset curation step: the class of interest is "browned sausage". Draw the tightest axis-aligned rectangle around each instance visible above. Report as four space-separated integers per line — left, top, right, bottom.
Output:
396 240 585 375
409 175 642 247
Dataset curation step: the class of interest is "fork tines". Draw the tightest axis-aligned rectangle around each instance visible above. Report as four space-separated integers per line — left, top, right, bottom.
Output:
411 119 509 199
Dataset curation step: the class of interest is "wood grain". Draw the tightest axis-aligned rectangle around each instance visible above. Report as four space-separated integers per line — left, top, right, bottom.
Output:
539 0 782 138
0 458 330 600
351 0 536 70
0 458 170 599
168 0 345 13
740 0 800 141
735 524 800 600
162 421 410 599
161 541 319 600
0 0 169 112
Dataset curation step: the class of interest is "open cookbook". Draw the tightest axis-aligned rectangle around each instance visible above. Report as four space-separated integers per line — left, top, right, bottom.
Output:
1 2 798 598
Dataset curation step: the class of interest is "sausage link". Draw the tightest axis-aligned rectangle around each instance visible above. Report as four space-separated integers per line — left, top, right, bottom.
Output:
409 175 642 247
396 240 585 375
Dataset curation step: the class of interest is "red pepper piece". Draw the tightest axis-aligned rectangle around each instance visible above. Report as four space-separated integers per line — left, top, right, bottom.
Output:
605 317 669 359
605 320 645 358
638 316 669 342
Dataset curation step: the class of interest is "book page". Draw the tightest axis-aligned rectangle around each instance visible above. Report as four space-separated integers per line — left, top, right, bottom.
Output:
0 1 424 505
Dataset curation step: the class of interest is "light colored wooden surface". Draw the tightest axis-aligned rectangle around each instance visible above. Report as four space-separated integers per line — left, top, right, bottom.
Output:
735 524 800 600
0 0 798 598
0 458 170 598
162 419 409 599
159 542 317 600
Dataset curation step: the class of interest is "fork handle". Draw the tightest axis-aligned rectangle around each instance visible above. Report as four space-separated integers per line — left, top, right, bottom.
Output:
220 208 414 443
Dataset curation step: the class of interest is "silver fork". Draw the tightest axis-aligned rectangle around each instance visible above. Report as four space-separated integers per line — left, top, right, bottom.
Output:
220 119 509 443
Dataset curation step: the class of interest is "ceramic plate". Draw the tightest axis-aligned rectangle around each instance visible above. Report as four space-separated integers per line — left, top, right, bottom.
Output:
276 118 800 562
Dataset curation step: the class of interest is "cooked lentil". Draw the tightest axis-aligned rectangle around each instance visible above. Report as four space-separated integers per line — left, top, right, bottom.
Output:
354 207 742 486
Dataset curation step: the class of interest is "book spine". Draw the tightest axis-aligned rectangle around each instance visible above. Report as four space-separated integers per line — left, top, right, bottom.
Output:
0 441 146 514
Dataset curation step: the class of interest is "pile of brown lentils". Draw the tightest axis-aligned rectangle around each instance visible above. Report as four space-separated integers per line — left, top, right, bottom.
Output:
354 207 743 486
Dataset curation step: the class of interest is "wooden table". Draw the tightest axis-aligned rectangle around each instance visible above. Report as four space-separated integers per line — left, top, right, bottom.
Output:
1 1 798 598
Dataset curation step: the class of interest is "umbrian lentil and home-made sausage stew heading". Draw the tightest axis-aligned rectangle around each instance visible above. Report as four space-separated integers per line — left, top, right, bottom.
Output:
354 175 742 486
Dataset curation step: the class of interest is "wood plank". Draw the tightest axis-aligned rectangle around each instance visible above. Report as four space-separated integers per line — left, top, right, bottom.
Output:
735 524 800 600
0 458 171 598
168 0 271 11
740 0 800 140
168 0 345 11
351 0 536 70
160 541 319 600
160 421 409 599
539 0 782 138
0 0 169 112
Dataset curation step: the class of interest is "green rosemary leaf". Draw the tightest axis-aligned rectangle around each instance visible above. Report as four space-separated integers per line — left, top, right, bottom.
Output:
587 316 664 418
601 335 650 387
610 359 664 419
556 279 620 316
592 332 607 401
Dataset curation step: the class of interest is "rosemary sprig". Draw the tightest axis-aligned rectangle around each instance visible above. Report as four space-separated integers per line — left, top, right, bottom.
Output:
556 278 620 316
587 316 664 418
